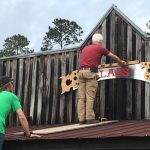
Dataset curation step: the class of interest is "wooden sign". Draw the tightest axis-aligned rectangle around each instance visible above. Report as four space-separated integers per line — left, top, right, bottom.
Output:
60 61 150 94
60 70 79 94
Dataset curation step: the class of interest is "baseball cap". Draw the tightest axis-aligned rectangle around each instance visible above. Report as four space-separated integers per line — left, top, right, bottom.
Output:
0 76 13 87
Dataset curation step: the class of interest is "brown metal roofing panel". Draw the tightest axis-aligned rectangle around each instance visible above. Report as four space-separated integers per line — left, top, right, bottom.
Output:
5 120 150 141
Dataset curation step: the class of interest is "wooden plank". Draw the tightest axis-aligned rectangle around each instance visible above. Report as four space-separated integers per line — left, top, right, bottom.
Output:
11 60 17 96
30 57 37 122
0 61 3 76
67 51 74 122
126 25 133 119
37 56 44 124
23 58 31 115
74 50 81 122
99 19 107 118
145 41 150 119
135 34 142 119
45 55 52 124
99 60 139 68
40 56 48 124
14 120 118 135
115 18 126 120
34 121 118 134
51 54 59 124
59 53 66 123
108 10 116 119
11 60 18 125
5 61 11 77
17 59 24 100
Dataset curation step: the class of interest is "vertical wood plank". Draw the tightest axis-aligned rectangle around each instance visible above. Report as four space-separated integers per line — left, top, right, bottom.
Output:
109 11 116 119
126 25 133 119
135 34 142 119
0 61 3 76
5 61 11 77
17 59 24 100
23 58 31 115
59 52 66 123
11 59 18 125
37 56 44 124
51 54 59 124
74 49 81 122
30 57 37 123
99 19 106 118
145 41 150 119
11 60 18 96
67 51 74 122
115 18 127 120
45 55 52 124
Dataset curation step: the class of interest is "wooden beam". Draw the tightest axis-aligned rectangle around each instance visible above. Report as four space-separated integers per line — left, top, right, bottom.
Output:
99 60 139 68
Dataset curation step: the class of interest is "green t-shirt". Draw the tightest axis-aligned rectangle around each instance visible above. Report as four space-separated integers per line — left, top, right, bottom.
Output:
0 91 21 134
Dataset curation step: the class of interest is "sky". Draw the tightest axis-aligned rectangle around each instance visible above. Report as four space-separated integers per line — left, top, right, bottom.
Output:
0 0 150 51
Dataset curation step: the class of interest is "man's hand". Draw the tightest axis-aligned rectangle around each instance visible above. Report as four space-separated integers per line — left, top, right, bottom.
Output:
24 131 41 138
30 133 41 138
17 109 41 138
119 60 128 66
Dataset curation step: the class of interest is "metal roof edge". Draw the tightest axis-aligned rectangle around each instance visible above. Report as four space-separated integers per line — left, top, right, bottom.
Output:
0 46 80 61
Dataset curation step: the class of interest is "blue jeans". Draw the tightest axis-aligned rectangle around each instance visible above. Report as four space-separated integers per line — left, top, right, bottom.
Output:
0 133 4 150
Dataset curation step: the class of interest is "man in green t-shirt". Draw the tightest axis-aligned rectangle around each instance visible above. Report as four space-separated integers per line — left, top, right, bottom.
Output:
0 76 40 150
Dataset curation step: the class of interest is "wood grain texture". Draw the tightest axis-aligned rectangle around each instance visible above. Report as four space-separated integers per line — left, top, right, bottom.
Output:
0 9 149 127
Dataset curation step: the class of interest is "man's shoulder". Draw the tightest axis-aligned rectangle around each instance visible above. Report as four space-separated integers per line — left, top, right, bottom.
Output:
0 91 17 98
1 91 13 94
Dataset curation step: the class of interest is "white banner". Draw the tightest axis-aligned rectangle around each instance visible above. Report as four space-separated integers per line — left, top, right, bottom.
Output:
97 64 150 82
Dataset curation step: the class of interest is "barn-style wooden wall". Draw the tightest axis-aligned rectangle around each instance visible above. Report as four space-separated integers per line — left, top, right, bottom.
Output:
0 48 81 126
0 8 150 127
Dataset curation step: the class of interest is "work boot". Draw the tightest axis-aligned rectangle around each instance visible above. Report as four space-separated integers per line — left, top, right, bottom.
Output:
79 120 86 125
95 115 108 122
97 117 108 122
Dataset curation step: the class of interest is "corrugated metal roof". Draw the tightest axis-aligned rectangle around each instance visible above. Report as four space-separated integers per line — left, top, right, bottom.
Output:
5 120 150 141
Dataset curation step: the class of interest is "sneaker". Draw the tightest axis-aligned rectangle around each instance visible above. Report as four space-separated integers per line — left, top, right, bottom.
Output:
97 117 108 122
86 119 99 124
100 117 108 122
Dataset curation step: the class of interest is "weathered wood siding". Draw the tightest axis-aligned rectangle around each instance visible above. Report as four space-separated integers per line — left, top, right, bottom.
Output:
0 49 81 126
93 11 149 120
0 10 150 127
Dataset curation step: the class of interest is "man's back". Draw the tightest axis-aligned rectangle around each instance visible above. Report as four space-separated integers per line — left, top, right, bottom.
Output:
80 43 109 68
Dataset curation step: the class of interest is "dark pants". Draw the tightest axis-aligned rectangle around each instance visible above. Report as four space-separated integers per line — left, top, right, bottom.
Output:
0 133 4 150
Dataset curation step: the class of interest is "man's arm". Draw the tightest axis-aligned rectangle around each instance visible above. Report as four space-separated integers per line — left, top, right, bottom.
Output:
107 52 127 65
16 108 40 137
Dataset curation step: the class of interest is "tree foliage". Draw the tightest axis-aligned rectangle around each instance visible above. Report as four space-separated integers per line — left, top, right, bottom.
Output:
41 18 83 51
147 20 150 29
146 20 150 35
0 34 34 57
